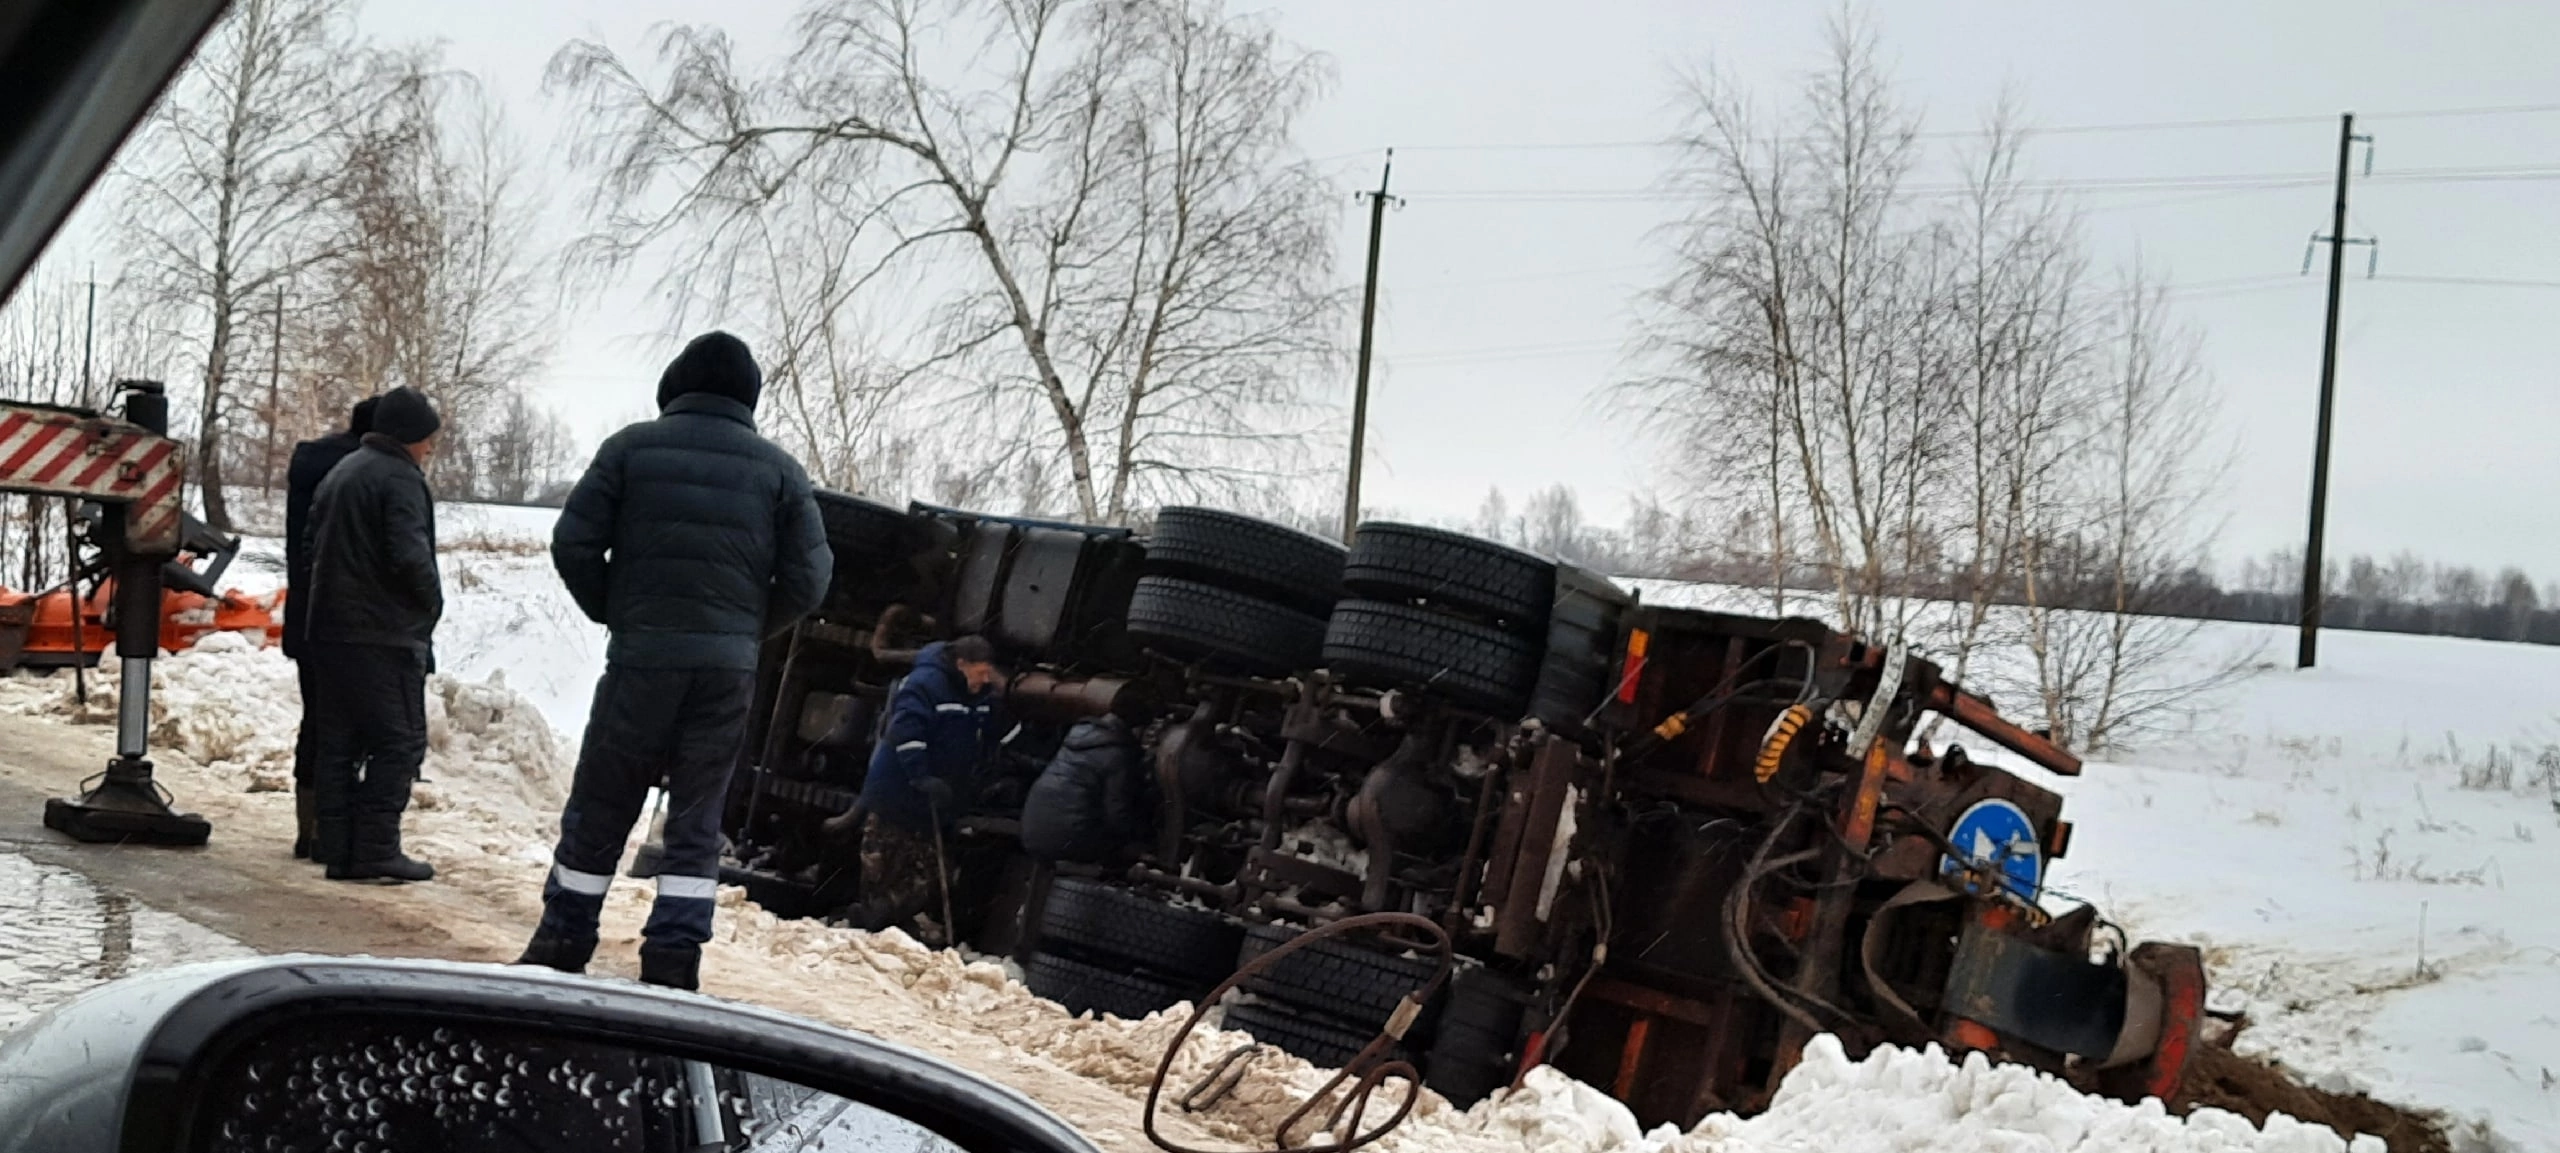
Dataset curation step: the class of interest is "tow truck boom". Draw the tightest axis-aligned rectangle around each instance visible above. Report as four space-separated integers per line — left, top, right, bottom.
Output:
8 380 211 846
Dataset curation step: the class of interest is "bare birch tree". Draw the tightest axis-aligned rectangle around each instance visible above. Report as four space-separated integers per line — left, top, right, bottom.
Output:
1631 68 1805 616
293 54 555 499
1634 16 2242 753
1924 105 2098 714
2017 270 2238 752
548 0 1344 522
1633 16 1937 631
117 0 370 530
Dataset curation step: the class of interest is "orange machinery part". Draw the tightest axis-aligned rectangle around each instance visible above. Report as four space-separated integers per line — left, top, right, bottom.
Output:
0 580 284 658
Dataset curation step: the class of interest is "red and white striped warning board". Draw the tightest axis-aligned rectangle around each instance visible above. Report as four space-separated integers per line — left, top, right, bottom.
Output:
0 408 188 555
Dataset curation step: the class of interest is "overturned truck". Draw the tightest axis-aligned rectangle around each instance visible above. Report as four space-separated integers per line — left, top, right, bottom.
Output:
716 497 2207 1126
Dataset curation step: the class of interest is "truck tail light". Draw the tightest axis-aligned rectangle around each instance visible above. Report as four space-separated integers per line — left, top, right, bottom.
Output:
1614 628 1649 704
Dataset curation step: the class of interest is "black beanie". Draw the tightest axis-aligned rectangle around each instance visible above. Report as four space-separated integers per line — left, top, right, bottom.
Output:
348 395 381 436
656 331 763 412
371 386 441 445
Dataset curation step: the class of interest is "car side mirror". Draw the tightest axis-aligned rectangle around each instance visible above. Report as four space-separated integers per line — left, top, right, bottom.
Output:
0 958 1094 1153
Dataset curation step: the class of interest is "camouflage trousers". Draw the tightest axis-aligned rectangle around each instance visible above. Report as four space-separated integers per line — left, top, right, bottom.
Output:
859 814 943 937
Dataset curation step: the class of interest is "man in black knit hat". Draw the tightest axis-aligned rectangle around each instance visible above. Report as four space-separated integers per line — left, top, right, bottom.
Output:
304 385 444 883
516 331 831 991
284 394 379 861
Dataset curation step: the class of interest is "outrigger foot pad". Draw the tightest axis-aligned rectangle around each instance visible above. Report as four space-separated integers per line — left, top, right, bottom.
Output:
45 757 211 847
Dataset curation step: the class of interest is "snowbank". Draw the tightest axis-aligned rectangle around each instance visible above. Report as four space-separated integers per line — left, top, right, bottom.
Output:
699 897 2397 1153
219 500 607 738
1414 1038 2387 1153
0 633 570 864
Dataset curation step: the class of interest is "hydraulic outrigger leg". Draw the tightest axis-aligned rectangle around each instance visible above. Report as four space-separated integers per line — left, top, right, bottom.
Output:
34 381 210 846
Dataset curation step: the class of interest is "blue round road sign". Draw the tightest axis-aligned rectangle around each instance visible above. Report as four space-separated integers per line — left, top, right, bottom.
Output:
1939 798 2043 901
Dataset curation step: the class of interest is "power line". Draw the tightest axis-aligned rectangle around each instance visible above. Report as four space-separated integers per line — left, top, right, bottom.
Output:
2363 101 2560 123
1366 101 2560 157
2372 273 2560 290
1387 261 1658 292
1399 163 2560 204
2154 274 2309 298
1391 338 1623 366
1382 280 2311 366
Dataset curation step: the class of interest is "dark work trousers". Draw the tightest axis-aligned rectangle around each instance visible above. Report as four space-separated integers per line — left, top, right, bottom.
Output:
293 658 319 790
535 665 754 956
302 642 429 867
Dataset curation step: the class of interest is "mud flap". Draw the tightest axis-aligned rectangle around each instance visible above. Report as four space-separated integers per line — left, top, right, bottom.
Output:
2099 946 2166 1069
2112 942 2207 1103
1943 914 2129 1060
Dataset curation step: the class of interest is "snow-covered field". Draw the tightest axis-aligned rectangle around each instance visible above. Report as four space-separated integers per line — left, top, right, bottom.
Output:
2056 631 2560 1152
226 501 607 737
30 502 2558 1150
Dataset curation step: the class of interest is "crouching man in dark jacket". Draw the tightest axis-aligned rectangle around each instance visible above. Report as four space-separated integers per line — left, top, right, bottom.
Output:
851 635 1002 941
1020 715 1155 865
304 386 443 883
284 395 377 861
516 331 832 991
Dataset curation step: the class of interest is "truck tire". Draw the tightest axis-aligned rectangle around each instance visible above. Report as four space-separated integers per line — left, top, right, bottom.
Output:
1344 523 1555 632
1223 1001 1393 1072
1127 576 1326 674
1236 922 1441 1029
1323 600 1541 716
1146 507 1345 615
1529 564 1633 735
1527 665 1607 736
814 490 914 562
1039 878 1243 984
1025 951 1190 1021
1423 970 1527 1107
1549 563 1632 631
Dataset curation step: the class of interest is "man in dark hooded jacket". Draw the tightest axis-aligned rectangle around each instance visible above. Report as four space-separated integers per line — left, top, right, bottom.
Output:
284 395 378 861
852 635 1003 938
516 331 832 991
304 386 443 884
1020 714 1155 865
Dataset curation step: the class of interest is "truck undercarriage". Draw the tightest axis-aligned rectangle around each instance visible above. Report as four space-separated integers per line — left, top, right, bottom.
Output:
714 497 2207 1127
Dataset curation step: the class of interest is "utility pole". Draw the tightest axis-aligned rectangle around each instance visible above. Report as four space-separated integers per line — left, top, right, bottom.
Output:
1342 151 1399 544
79 273 94 401
2296 114 2376 669
72 272 93 706
265 283 284 494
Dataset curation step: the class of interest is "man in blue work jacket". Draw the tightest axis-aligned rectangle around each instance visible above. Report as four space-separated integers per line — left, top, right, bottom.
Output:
853 634 1003 941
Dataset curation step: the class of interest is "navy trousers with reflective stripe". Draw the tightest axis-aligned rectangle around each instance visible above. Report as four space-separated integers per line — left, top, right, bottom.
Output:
535 664 754 954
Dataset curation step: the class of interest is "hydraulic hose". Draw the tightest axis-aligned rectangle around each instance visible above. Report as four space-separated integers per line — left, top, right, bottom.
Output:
1144 912 1453 1153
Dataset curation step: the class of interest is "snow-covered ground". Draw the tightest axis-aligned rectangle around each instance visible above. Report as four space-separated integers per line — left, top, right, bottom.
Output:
2055 630 2560 1152
226 500 606 738
41 503 2557 1150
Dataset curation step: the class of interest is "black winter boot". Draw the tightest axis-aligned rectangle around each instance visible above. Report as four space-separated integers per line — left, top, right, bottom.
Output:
332 805 433 883
314 812 354 871
328 855 435 883
514 934 598 975
638 945 700 992
292 791 317 861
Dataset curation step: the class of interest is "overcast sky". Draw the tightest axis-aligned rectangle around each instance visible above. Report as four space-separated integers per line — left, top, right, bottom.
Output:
344 0 2560 577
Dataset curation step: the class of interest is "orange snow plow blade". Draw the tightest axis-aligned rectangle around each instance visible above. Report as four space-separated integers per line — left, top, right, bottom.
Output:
0 579 283 667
